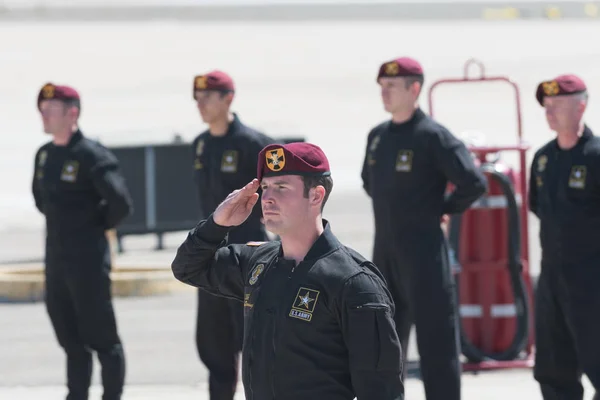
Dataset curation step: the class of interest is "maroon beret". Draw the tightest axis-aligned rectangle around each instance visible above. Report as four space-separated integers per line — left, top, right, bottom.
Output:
37 83 80 110
257 142 331 182
193 70 235 98
536 74 587 106
377 57 424 82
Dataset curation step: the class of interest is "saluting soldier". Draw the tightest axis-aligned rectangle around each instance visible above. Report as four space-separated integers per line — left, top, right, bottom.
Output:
190 70 276 400
172 142 404 400
360 57 487 400
32 82 133 400
529 74 600 400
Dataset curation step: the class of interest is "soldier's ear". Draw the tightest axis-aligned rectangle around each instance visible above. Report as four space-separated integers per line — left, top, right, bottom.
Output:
224 91 235 107
309 185 325 207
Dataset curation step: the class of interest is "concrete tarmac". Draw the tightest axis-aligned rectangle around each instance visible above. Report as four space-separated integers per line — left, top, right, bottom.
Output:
2 19 600 398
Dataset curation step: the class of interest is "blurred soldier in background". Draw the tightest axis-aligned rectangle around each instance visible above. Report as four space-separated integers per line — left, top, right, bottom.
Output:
190 70 277 400
32 82 133 400
529 74 600 400
361 57 487 400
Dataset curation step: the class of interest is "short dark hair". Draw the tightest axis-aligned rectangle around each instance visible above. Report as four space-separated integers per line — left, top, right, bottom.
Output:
62 98 81 112
218 90 234 98
404 75 424 97
404 75 424 88
302 175 334 211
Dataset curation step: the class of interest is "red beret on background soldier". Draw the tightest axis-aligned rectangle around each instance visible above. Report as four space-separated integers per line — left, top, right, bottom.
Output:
32 82 133 400
37 82 81 111
529 74 600 400
189 69 277 400
172 142 404 400
361 56 487 400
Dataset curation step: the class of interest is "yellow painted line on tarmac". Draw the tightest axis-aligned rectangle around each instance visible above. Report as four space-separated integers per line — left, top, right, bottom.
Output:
0 263 192 303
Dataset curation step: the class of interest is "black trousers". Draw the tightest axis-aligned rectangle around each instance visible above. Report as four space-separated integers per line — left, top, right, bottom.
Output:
534 263 600 400
196 288 244 400
45 258 125 400
373 231 461 400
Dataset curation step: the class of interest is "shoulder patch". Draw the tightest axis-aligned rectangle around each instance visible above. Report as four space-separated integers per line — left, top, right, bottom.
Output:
246 241 267 247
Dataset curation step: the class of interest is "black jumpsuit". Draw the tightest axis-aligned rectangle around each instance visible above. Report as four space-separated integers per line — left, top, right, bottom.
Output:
529 126 600 400
172 215 405 400
191 113 276 399
32 130 133 400
361 108 487 400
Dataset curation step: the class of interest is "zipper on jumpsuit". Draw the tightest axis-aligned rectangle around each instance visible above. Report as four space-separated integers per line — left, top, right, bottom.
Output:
271 262 297 399
246 256 279 400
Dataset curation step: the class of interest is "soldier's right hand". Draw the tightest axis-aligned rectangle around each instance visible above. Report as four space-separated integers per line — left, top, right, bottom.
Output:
213 179 260 227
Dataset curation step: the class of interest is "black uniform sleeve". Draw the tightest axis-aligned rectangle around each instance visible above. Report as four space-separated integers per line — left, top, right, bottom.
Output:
171 215 251 302
90 148 133 229
433 129 488 214
361 129 376 197
340 270 404 400
31 149 43 214
191 136 204 212
528 153 539 218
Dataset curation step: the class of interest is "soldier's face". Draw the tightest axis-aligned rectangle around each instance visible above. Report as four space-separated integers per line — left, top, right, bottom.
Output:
195 90 232 124
260 175 314 235
543 96 585 132
379 77 417 114
39 100 75 135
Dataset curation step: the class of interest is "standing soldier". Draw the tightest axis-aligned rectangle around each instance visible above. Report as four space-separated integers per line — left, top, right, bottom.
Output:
360 57 487 400
529 74 600 400
191 70 277 400
32 83 133 400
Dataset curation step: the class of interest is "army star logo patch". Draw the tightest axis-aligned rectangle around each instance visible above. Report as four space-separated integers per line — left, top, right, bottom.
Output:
221 150 239 173
568 165 586 189
289 287 320 322
60 160 79 183
266 148 285 172
396 150 413 172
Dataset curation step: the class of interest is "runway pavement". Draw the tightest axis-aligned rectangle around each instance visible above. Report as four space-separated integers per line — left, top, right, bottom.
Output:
2 19 600 398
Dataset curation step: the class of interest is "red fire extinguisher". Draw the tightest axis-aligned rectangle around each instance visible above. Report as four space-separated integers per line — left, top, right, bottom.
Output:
447 147 534 370
428 59 535 371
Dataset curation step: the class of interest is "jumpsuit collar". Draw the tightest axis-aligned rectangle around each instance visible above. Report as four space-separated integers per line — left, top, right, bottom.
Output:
213 112 242 139
285 219 342 265
67 129 84 148
51 129 83 149
388 107 426 131
553 124 594 151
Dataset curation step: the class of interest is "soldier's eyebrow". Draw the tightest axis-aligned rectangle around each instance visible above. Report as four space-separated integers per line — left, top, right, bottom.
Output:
262 180 290 188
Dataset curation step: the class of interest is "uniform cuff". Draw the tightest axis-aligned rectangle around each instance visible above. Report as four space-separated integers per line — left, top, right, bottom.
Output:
192 214 230 244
